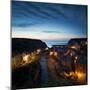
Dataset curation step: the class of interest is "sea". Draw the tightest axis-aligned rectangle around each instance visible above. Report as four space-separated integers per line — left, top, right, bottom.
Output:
43 39 69 48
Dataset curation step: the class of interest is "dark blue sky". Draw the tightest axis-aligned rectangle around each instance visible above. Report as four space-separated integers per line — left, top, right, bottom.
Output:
12 1 87 46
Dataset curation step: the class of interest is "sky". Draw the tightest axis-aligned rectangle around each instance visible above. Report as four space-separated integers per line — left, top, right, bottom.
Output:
12 1 87 47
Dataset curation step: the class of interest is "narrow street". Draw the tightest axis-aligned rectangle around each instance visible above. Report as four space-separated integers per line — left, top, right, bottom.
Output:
39 54 48 84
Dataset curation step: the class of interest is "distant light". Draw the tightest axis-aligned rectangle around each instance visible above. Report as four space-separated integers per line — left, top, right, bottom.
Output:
45 47 49 50
74 60 77 63
49 51 58 57
75 56 78 60
77 73 82 78
37 49 41 54
64 72 74 77
49 51 54 56
54 52 58 56
70 52 73 56
71 46 76 49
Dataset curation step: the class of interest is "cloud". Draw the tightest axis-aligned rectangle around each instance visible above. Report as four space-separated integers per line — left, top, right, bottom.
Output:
12 23 35 27
12 1 87 39
42 30 63 33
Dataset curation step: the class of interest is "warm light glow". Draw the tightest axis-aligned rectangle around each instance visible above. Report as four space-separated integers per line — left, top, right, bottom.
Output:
37 49 41 54
71 46 76 49
70 52 73 56
77 72 83 78
31 55 36 60
75 71 86 81
49 51 58 57
49 51 54 56
75 56 78 60
45 47 49 50
64 70 86 84
23 54 29 63
64 72 74 77
54 52 58 56
74 60 77 63
12 50 41 68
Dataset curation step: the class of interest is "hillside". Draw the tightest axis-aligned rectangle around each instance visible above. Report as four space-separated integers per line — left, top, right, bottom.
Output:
12 38 47 56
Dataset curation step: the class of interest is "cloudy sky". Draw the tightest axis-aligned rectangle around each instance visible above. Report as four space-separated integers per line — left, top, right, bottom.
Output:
12 1 87 46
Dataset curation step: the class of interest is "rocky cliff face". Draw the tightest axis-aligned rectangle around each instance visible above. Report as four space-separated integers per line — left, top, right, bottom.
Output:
12 38 47 56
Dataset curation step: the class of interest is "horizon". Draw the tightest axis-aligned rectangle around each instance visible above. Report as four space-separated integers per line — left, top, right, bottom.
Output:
12 37 87 47
12 1 87 47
